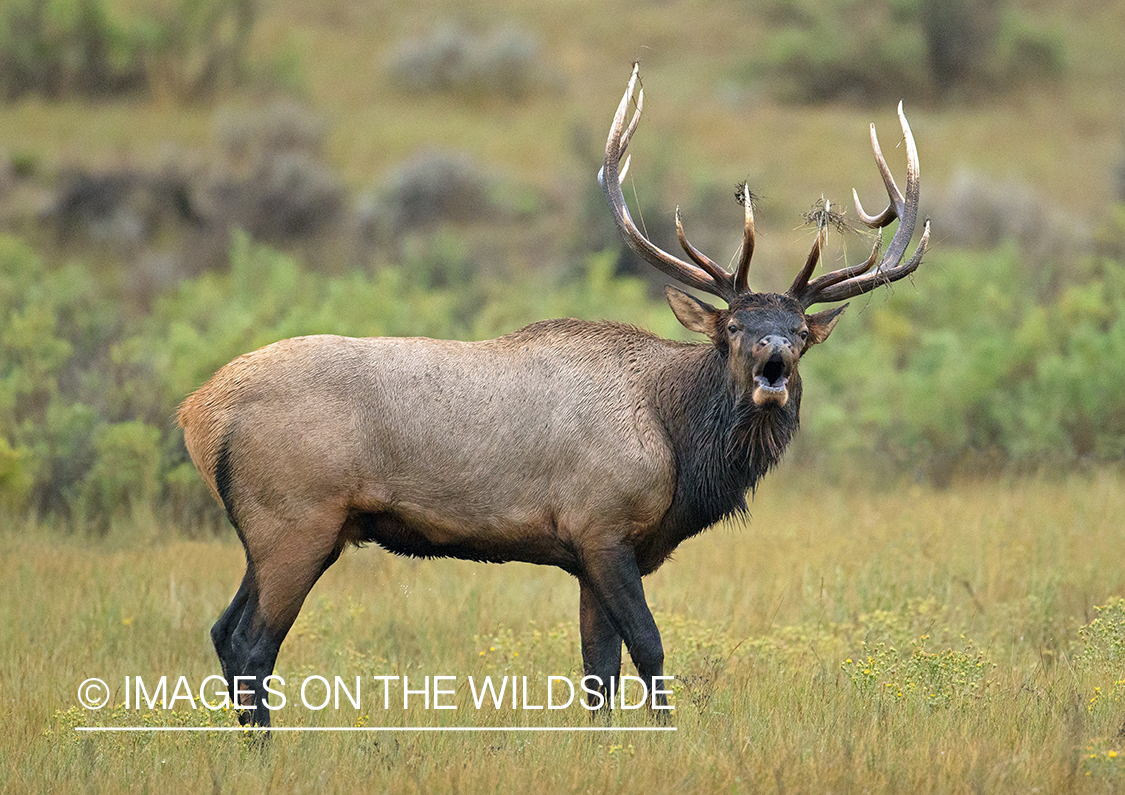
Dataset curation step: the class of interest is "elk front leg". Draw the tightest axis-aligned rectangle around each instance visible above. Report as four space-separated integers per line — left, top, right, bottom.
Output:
580 544 667 708
579 577 622 707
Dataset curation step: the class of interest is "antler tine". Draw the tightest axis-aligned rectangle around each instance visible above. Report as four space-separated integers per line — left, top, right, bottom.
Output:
806 219 930 305
617 154 631 184
861 102 919 269
789 103 929 308
853 108 906 227
787 198 830 297
802 231 882 294
733 183 755 294
852 186 896 227
599 64 740 302
618 70 643 158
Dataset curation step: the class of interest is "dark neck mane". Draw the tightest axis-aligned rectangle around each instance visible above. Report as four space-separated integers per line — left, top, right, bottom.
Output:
655 345 800 540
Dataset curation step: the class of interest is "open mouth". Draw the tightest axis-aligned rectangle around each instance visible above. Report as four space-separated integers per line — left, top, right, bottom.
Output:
751 354 790 407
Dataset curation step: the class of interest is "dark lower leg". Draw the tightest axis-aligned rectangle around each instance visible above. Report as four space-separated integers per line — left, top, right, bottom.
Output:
579 578 622 707
581 545 667 708
211 569 254 701
230 541 344 727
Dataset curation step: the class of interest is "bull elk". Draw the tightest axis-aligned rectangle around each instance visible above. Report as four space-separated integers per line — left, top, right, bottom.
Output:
179 64 929 726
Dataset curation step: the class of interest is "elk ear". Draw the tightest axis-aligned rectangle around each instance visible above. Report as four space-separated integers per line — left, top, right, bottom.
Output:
806 304 847 345
664 286 724 342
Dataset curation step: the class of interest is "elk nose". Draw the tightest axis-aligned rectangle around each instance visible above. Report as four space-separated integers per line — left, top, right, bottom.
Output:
757 335 792 353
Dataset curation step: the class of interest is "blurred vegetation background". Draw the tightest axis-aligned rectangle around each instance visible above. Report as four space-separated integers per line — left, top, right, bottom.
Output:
1 0 1124 532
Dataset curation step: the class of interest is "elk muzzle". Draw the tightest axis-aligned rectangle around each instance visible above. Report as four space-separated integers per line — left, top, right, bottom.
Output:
750 335 796 408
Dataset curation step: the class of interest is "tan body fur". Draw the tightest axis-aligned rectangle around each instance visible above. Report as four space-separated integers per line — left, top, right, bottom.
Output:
183 322 689 551
180 322 707 659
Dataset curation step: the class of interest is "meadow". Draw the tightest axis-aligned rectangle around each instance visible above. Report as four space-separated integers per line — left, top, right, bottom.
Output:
3 469 1125 792
4 0 1125 791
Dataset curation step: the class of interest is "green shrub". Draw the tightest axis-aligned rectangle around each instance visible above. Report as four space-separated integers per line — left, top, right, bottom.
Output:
1078 599 1125 669
799 244 1125 480
78 420 162 528
383 23 554 101
0 435 33 512
754 0 1065 104
29 401 99 518
843 634 995 708
0 0 145 99
762 7 928 104
3 226 1124 529
0 0 271 102
0 238 121 520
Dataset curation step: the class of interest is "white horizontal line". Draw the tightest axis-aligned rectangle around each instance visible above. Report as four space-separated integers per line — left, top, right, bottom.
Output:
76 725 676 733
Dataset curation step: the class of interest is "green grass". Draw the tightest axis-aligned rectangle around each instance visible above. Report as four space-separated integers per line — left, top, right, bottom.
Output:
3 469 1125 792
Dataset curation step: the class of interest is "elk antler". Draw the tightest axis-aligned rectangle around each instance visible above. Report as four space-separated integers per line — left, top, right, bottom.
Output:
599 63 754 304
600 66 929 308
788 102 931 308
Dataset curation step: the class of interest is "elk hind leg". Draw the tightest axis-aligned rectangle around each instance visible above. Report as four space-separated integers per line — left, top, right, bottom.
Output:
211 568 255 701
228 512 347 727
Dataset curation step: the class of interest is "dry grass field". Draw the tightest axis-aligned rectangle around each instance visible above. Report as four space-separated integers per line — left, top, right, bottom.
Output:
3 468 1125 792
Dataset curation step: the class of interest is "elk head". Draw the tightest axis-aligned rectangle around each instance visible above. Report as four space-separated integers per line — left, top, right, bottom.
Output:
598 64 931 409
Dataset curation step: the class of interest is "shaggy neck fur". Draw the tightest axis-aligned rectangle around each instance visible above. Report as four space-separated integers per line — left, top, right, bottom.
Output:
656 344 800 542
